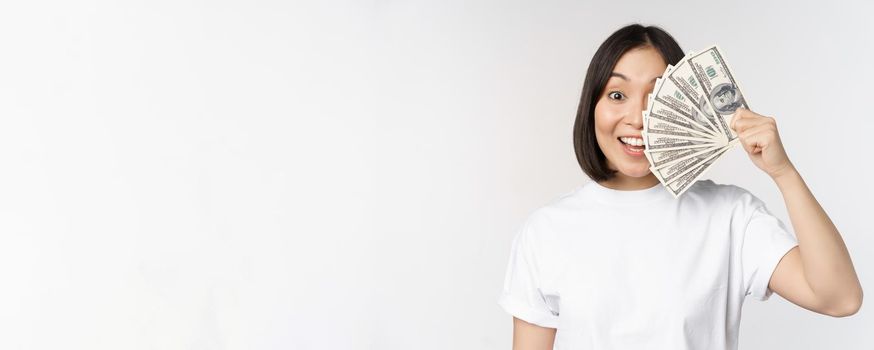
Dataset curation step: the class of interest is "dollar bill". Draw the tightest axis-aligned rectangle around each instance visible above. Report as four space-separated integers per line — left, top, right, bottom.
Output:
644 145 713 168
643 111 716 139
666 56 734 142
654 77 726 141
664 145 730 198
640 45 749 198
650 146 725 184
649 75 724 139
647 97 720 138
642 132 719 152
686 45 748 140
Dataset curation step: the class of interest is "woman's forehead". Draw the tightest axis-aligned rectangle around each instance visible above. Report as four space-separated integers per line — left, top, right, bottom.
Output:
611 47 666 82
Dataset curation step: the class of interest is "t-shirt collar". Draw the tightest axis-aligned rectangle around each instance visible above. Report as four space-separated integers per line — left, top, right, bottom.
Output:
580 180 670 206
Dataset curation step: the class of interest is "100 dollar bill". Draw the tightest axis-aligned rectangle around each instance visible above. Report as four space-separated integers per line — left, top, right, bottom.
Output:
664 145 730 198
650 146 724 184
686 45 748 140
650 76 723 139
666 55 734 143
644 144 712 169
643 111 715 139
642 132 719 151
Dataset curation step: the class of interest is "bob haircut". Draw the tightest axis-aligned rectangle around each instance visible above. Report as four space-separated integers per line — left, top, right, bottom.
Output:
573 24 685 182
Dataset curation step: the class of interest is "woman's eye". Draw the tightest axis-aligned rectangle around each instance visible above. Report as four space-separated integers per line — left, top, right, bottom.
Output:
607 91 625 100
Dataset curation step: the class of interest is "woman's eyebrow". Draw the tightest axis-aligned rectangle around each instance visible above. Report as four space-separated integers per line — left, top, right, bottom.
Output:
610 72 629 81
609 72 661 83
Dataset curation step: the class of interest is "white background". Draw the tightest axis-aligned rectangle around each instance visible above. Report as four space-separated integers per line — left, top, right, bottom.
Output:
0 0 871 349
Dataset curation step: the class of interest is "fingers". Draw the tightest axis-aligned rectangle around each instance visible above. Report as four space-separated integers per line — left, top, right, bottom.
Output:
730 109 775 134
737 123 775 154
729 109 745 132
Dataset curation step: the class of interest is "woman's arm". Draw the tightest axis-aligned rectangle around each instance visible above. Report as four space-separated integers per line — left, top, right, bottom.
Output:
512 317 556 350
731 108 863 316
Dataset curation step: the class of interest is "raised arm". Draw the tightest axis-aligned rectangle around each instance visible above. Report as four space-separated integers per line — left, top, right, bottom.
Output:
731 108 863 317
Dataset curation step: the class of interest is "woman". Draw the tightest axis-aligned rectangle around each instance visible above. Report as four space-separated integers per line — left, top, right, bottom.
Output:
497 24 862 349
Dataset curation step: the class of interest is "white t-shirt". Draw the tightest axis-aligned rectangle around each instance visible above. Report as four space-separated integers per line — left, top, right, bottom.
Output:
497 179 799 350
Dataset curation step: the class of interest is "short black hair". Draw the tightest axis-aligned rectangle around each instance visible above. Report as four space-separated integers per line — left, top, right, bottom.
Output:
572 24 685 182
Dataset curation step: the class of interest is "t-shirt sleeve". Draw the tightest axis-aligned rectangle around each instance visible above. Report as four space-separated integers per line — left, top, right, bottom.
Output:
739 191 800 302
497 219 560 328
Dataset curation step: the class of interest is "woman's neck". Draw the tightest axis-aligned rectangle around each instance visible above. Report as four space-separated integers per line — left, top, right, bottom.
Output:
598 173 660 191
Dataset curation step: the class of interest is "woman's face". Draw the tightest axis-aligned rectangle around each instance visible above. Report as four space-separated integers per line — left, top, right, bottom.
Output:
594 46 666 180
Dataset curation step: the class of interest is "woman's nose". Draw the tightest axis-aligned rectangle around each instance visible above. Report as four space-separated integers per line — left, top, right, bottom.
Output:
624 96 646 128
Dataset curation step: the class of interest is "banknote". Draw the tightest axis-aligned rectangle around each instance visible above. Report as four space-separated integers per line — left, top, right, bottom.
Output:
646 97 720 138
650 76 724 140
665 55 734 142
642 132 719 152
642 45 749 198
643 145 713 168
650 146 726 184
643 110 716 139
685 45 748 141
664 146 730 198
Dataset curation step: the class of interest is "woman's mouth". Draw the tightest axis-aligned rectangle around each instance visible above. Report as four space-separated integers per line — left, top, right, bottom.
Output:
618 136 645 156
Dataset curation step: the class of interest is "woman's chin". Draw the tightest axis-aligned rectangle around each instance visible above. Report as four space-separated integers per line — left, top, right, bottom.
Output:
617 167 652 178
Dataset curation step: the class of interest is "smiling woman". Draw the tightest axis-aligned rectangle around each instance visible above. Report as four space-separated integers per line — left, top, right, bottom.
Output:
573 25 684 190
498 23 862 350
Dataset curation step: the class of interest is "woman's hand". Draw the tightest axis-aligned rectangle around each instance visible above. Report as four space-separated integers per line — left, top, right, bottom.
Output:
729 108 796 180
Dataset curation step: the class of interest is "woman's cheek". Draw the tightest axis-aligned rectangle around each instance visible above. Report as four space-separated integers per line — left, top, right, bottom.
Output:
594 101 619 134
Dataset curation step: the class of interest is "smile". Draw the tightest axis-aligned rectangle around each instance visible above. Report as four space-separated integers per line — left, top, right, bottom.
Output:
619 136 644 146
618 136 645 156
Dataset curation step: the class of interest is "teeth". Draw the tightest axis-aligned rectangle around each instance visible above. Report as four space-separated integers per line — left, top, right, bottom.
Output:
620 137 644 147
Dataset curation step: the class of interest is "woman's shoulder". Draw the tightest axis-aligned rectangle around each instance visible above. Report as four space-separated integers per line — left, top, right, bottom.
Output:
688 179 762 208
528 186 585 216
514 187 586 236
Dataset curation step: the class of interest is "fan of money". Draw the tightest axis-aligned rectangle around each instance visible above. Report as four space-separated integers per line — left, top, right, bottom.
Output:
642 45 745 198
